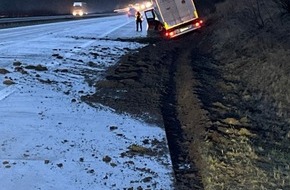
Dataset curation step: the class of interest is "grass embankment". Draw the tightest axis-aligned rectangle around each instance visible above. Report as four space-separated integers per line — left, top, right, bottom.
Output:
195 0 290 189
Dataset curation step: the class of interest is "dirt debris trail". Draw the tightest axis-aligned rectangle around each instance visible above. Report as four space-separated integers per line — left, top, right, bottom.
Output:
82 35 208 189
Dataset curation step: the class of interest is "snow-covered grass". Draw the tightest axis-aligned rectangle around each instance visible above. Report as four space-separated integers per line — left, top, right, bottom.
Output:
0 17 174 190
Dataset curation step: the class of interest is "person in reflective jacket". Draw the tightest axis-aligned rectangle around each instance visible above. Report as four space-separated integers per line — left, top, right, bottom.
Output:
135 11 142 31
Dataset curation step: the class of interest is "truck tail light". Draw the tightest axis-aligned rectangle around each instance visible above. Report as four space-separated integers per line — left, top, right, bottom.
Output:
165 31 174 37
193 19 203 27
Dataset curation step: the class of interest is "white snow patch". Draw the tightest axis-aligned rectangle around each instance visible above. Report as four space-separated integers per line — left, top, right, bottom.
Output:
0 17 174 190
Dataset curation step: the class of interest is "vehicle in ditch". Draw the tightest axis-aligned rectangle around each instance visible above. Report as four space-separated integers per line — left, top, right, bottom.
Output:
144 0 203 38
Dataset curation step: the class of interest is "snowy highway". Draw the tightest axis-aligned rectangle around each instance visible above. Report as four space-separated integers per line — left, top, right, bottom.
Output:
0 15 174 190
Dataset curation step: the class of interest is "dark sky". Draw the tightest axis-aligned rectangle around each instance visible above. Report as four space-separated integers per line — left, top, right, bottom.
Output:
0 0 134 15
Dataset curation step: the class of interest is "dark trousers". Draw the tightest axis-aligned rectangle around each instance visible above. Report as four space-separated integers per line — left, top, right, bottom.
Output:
136 21 142 31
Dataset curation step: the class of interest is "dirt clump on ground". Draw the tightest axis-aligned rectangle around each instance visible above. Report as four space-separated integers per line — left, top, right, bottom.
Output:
83 40 174 124
83 0 290 189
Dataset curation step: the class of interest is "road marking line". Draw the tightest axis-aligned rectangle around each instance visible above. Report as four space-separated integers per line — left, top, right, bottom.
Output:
79 40 96 48
99 20 134 38
0 85 17 101
64 20 134 58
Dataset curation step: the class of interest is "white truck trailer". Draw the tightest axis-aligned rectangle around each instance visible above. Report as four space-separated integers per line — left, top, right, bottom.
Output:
144 0 203 38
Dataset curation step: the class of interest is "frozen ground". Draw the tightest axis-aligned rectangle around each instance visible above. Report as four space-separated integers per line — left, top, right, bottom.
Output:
0 15 174 190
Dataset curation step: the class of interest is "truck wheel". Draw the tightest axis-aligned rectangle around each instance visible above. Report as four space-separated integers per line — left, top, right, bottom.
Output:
157 24 164 32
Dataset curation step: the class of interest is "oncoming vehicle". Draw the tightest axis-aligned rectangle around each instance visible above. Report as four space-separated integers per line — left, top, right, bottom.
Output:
144 0 203 38
72 2 88 16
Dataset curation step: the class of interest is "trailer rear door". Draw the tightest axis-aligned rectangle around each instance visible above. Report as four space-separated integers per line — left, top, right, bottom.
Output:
155 0 197 28
176 0 197 21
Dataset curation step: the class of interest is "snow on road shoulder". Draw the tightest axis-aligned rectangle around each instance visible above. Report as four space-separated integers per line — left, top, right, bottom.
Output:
0 39 174 190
